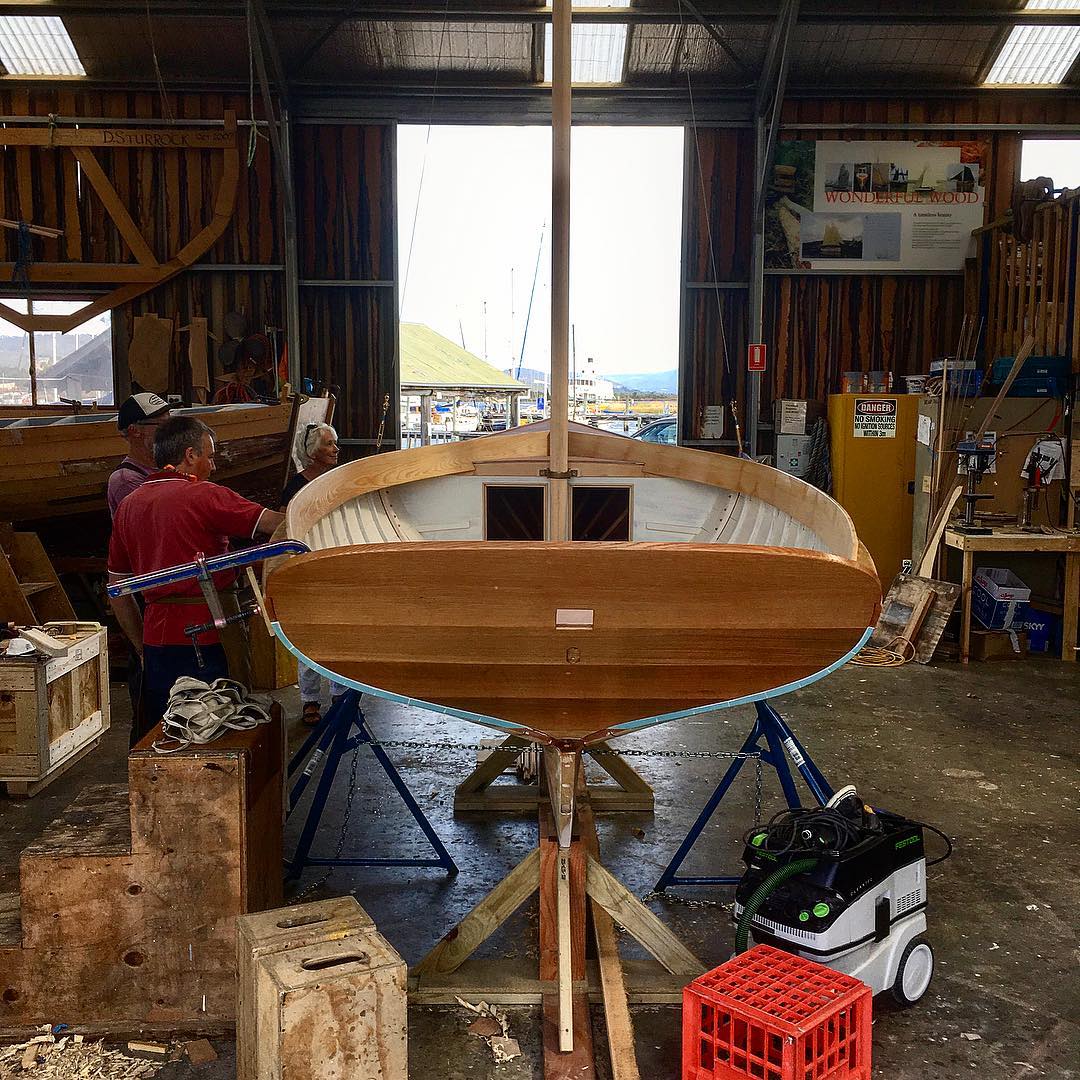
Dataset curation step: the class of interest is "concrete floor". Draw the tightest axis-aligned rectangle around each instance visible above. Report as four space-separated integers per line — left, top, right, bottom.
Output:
1 658 1077 1078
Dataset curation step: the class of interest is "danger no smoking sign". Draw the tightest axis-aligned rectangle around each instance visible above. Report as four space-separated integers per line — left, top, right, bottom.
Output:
853 397 897 438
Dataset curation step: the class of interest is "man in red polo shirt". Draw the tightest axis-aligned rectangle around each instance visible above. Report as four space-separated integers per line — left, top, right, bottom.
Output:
108 414 284 745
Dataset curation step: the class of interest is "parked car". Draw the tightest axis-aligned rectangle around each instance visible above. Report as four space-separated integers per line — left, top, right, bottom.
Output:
632 417 677 445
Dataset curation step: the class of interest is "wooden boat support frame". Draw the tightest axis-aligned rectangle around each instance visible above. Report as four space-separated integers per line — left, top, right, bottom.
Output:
0 112 239 334
412 750 705 1077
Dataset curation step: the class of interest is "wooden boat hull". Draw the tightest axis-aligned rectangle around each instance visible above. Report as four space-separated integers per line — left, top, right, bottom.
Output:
0 400 322 523
266 540 880 745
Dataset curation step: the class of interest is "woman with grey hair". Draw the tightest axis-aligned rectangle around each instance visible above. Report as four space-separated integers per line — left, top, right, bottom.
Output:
281 421 345 724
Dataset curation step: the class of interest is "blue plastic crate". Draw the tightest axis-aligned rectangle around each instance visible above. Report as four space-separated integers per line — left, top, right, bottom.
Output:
1014 607 1063 654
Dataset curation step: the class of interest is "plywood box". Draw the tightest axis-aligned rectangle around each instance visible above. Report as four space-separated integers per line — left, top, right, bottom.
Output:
0 624 109 793
237 897 376 1080
253 935 407 1080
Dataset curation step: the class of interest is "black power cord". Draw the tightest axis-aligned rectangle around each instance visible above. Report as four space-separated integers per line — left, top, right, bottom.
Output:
744 805 954 867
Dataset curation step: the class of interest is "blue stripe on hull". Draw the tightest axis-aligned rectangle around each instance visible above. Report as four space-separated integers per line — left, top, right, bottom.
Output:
271 622 874 744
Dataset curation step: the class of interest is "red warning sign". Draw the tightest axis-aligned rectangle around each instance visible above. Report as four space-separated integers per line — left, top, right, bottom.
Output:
747 343 767 372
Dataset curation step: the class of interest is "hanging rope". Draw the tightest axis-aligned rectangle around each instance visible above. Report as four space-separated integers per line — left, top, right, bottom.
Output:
400 0 451 313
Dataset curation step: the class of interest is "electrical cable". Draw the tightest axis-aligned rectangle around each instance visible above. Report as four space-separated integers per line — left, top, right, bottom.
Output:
850 637 916 666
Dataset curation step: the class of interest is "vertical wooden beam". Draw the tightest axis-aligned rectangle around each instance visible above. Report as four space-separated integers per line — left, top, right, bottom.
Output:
539 802 592 1075
548 0 571 541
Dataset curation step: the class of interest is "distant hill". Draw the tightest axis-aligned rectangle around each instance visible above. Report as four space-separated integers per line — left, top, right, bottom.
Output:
606 369 678 395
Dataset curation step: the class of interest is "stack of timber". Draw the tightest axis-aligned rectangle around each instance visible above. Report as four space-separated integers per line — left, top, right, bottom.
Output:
0 623 109 797
0 713 282 1028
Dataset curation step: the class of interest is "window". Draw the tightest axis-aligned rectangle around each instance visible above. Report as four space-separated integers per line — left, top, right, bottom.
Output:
485 484 546 541
983 2 1080 86
0 16 85 76
572 486 631 541
0 300 113 406
1021 139 1080 189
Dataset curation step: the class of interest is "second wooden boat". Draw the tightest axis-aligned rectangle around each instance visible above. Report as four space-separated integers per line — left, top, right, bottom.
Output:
0 394 333 523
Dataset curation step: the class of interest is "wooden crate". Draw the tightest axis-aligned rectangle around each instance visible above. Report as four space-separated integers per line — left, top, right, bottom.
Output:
252 935 407 1080
237 897 376 1080
0 624 109 795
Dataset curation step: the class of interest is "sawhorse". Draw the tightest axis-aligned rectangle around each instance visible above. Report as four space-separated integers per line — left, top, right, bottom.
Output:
653 699 833 891
286 688 457 880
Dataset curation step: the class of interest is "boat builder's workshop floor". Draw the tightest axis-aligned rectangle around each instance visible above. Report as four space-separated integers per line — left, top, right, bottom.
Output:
1 660 1077 1080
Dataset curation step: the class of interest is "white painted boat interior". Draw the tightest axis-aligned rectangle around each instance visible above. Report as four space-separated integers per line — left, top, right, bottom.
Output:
301 474 829 553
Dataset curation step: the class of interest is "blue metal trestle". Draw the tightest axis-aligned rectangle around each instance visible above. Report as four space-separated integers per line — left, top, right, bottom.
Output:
653 699 833 891
286 689 458 881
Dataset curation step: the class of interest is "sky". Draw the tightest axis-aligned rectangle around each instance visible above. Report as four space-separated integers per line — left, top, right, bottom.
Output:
1020 139 1080 187
397 124 684 377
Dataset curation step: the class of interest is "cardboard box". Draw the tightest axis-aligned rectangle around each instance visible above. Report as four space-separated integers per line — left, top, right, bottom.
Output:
970 629 1028 661
971 568 1031 630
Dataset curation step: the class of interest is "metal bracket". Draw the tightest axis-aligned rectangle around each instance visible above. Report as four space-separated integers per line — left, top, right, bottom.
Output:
539 468 578 479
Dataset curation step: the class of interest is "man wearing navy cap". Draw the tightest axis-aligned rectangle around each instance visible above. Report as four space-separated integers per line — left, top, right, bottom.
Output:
107 392 172 518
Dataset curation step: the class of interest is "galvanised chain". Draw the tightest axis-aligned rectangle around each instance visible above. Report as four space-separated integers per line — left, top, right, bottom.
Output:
296 741 362 900
295 738 768 909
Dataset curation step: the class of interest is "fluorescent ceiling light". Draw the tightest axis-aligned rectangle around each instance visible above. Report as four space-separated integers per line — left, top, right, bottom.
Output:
984 1 1080 85
544 19 629 84
0 16 85 77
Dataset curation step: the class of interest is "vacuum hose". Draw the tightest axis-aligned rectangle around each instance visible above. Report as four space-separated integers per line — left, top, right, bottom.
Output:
735 857 819 953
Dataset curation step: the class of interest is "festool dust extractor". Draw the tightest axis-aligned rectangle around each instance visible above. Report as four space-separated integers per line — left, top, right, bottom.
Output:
732 786 952 1005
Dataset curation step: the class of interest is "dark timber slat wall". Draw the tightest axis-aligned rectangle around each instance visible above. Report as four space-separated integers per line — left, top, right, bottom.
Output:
681 95 1080 452
0 91 397 452
294 122 398 457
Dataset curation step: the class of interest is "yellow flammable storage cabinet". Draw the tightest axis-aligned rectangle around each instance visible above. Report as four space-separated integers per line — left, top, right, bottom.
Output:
828 393 920 587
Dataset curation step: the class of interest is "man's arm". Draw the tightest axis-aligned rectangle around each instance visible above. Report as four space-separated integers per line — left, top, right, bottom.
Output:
109 589 144 658
254 508 285 536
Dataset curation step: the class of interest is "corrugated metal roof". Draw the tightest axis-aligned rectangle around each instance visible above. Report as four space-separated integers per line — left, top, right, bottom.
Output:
281 20 536 80
0 15 85 76
400 323 528 391
790 24 1000 87
23 3 1074 90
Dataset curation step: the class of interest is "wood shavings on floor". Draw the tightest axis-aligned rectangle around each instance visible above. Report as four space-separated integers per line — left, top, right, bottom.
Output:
0 1030 167 1079
456 997 521 1062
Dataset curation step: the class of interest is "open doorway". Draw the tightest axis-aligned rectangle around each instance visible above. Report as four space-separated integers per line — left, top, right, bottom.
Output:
396 124 683 445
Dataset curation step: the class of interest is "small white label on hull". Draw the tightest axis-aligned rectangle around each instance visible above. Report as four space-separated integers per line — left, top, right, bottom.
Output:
556 609 594 630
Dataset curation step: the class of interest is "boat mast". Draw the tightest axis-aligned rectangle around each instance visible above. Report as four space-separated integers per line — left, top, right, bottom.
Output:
548 0 571 541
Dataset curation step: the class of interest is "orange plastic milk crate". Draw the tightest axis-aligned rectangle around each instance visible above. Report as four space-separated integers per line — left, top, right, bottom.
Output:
682 944 872 1080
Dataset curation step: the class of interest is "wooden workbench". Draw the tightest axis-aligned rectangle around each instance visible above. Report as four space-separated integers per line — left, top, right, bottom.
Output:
945 527 1080 664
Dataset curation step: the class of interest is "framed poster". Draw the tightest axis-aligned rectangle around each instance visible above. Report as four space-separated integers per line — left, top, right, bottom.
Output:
766 140 987 272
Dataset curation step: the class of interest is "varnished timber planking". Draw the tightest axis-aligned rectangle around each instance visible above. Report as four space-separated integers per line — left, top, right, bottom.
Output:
267 541 879 742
